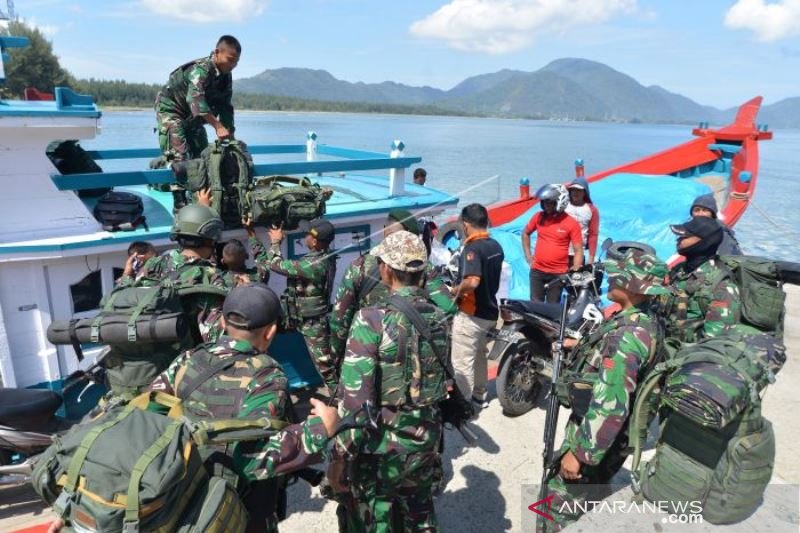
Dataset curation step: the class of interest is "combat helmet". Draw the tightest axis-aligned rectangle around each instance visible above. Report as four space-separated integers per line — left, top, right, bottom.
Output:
170 204 223 243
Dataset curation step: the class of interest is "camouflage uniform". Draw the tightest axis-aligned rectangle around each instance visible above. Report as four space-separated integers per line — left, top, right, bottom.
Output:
661 258 741 343
262 241 338 388
542 252 668 532
150 336 329 532
128 248 232 342
330 252 456 364
155 54 234 163
333 231 448 533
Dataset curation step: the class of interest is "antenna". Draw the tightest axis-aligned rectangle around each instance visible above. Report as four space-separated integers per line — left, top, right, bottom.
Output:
0 1 16 21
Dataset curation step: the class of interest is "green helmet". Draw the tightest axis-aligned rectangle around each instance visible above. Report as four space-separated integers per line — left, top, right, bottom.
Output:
170 204 223 243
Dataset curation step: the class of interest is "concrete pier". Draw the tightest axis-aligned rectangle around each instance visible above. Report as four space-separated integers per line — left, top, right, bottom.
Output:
2 287 799 532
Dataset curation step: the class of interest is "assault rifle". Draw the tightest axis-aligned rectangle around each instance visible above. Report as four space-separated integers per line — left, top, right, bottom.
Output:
539 292 570 525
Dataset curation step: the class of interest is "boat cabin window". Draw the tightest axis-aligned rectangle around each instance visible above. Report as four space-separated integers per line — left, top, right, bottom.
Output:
70 270 103 313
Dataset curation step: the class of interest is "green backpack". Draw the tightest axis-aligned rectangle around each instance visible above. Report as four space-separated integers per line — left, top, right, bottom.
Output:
718 255 787 337
250 175 333 231
32 401 250 533
628 335 780 524
187 140 254 229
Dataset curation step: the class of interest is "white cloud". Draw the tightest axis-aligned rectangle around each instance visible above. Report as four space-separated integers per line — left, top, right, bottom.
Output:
724 0 800 42
409 0 639 54
19 17 60 37
140 0 269 24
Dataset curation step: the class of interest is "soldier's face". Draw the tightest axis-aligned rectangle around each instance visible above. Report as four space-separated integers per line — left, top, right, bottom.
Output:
214 45 240 74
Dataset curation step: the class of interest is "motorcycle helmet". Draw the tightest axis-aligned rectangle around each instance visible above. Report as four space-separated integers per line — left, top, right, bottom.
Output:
535 184 569 213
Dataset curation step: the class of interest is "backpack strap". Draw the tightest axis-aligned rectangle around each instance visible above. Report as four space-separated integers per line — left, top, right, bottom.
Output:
177 351 254 400
227 141 253 219
357 262 382 305
628 364 668 494
388 295 452 379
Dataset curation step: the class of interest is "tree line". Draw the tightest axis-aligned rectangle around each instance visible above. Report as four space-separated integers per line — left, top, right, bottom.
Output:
1 21 467 117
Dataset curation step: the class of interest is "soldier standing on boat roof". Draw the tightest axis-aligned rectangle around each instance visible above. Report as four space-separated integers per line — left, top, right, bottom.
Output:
155 35 241 211
660 216 741 343
259 220 339 390
540 250 668 532
329 209 456 368
149 283 340 533
124 204 233 342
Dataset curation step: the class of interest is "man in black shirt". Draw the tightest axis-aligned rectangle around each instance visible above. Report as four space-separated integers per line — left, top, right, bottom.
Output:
449 203 505 409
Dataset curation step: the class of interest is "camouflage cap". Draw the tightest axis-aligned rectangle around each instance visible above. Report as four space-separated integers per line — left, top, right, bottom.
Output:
603 249 669 296
371 230 427 272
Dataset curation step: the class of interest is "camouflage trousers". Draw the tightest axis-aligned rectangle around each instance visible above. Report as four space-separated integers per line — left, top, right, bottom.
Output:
155 94 209 167
538 429 628 532
337 452 440 533
300 316 338 390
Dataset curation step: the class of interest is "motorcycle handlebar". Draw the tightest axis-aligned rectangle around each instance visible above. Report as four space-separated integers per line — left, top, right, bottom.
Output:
544 264 603 290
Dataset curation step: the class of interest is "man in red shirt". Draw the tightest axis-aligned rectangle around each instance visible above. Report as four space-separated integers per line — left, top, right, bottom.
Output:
522 184 583 303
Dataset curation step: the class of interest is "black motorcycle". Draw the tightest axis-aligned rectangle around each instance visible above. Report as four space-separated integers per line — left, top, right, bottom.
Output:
488 266 606 416
0 358 105 478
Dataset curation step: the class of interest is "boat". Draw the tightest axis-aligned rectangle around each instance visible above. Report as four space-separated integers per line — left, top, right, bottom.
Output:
0 35 457 416
440 97 773 300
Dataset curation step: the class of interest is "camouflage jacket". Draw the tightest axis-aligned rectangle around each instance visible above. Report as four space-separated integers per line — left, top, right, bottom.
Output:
334 286 448 458
563 305 660 466
329 253 456 360
260 241 335 319
126 248 231 342
156 54 234 130
661 258 741 343
150 336 328 481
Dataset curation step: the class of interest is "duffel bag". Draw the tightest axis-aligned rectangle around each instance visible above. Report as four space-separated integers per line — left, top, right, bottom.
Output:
250 175 332 230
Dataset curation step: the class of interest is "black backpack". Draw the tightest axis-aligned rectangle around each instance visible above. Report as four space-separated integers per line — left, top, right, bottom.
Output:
93 191 147 231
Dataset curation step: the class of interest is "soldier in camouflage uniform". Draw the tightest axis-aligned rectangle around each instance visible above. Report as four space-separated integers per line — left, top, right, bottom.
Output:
125 204 232 342
150 283 339 532
661 216 741 343
330 209 456 365
155 35 240 209
261 220 338 389
541 250 669 532
329 231 448 532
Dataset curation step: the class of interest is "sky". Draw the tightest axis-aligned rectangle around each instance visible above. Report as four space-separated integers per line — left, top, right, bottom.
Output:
6 0 800 109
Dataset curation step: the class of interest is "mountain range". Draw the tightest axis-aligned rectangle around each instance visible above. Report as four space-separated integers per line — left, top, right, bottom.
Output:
236 58 799 127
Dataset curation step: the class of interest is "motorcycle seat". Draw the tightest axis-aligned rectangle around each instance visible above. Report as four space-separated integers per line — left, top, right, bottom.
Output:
0 388 62 425
505 299 563 322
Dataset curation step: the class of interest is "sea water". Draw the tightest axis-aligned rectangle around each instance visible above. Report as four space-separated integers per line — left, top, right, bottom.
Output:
88 110 800 262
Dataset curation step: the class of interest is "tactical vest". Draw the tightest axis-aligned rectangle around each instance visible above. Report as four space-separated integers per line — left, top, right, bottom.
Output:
662 260 731 343
377 298 448 409
285 252 337 321
557 307 663 418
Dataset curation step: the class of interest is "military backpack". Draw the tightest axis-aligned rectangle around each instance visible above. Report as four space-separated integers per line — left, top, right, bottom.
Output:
186 140 255 229
628 334 783 524
718 255 787 337
32 395 253 533
250 175 332 231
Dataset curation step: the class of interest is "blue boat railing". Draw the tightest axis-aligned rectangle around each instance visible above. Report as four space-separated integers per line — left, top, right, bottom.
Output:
52 140 421 192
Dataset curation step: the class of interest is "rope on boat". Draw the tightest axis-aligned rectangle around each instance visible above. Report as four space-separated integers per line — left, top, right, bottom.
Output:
750 202 800 239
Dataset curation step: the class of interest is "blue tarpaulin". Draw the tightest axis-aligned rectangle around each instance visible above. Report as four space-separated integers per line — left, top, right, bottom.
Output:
491 173 713 300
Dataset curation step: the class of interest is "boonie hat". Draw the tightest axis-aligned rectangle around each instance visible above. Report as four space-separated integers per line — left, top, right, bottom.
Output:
386 209 421 235
371 230 427 272
223 283 282 330
603 249 669 296
670 216 722 240
308 220 335 243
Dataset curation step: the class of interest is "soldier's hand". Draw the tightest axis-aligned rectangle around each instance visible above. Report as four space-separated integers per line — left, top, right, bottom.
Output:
122 253 137 278
560 450 582 480
47 519 65 533
216 125 232 140
562 338 579 350
242 217 256 237
234 274 251 286
197 187 213 207
309 397 340 438
269 227 284 244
